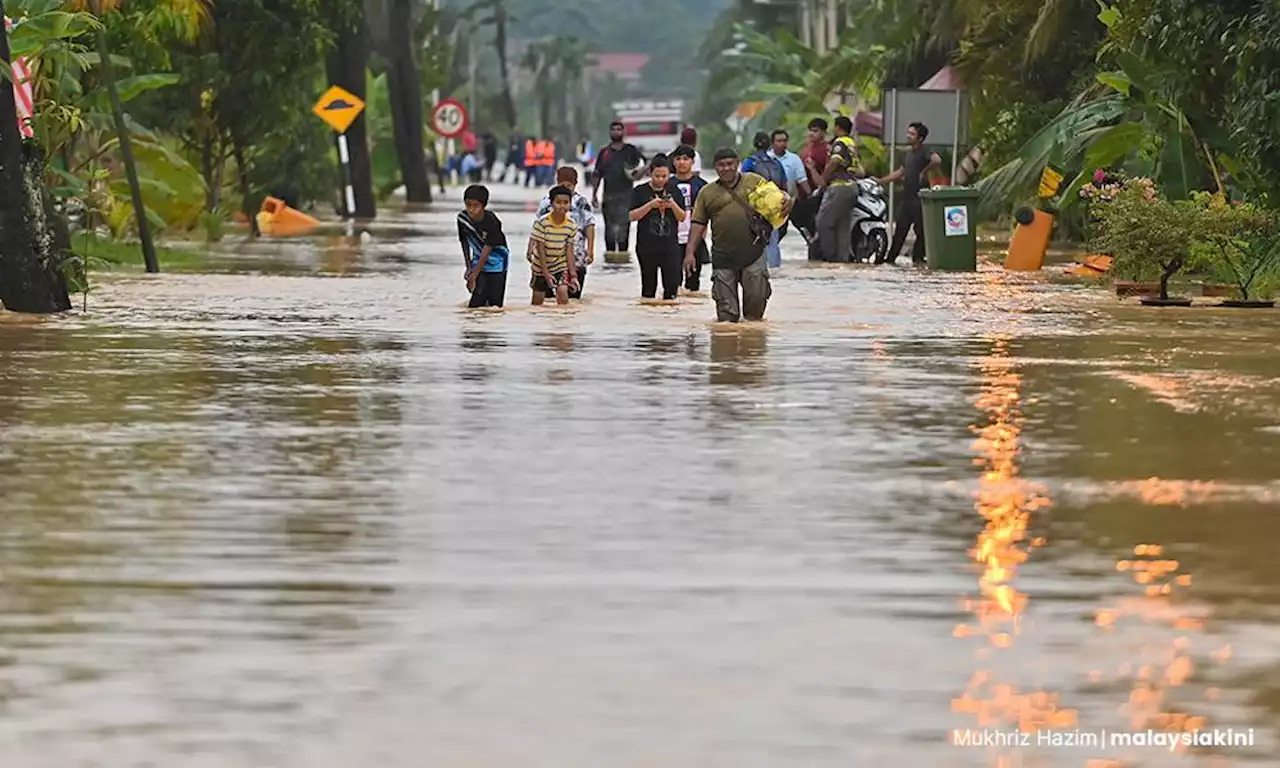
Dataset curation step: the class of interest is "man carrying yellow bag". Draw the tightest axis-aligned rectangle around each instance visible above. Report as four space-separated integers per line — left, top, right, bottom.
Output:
684 148 791 323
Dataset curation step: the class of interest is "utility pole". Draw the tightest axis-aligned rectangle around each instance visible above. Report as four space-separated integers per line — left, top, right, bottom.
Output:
431 0 443 165
468 30 477 123
91 0 158 272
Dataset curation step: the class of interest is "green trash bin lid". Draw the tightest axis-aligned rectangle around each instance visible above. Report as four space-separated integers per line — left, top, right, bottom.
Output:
918 186 980 201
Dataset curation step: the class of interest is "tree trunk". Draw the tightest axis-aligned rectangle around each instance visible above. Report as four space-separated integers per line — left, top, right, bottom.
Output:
327 15 376 219
494 7 517 130
233 136 260 238
385 0 431 203
93 9 158 273
1159 257 1182 301
538 90 552 142
201 135 216 210
0 2 72 314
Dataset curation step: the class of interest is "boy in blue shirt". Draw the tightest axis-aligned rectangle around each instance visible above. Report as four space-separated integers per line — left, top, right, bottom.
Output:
458 185 510 308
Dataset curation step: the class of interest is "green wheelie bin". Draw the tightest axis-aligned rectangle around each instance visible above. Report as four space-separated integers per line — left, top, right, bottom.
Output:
919 187 981 271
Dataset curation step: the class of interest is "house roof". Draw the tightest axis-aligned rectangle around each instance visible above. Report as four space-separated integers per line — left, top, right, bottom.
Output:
589 53 650 75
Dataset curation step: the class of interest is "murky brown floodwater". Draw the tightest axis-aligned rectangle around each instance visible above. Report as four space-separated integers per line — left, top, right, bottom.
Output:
3 184 1280 767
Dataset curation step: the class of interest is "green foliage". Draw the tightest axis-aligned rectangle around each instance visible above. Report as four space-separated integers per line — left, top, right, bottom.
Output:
198 209 228 243
1093 183 1203 298
1191 193 1280 301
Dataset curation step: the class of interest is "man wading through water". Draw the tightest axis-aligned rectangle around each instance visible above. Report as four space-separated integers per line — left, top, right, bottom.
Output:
684 148 791 323
591 121 647 262
671 145 709 292
878 121 941 265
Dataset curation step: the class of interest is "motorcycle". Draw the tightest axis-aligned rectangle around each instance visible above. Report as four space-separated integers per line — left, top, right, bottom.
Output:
796 177 890 263
850 176 889 263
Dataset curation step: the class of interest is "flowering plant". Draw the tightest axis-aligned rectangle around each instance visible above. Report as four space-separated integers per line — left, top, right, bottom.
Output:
1078 170 1156 203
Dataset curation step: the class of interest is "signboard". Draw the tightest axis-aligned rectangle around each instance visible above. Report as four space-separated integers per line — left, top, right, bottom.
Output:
944 205 970 237
312 85 365 134
881 88 970 147
431 99 469 139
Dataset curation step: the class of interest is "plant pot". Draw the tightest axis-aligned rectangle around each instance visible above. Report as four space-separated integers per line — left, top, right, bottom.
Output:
1199 283 1233 297
1139 296 1193 307
1115 280 1161 297
1219 299 1275 308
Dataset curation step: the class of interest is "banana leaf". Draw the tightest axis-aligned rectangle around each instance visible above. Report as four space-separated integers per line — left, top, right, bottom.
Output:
976 96 1129 213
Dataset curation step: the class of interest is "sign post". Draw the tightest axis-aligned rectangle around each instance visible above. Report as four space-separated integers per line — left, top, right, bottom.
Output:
312 85 366 222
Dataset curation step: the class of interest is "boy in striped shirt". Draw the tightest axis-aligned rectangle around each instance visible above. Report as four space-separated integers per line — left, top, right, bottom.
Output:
529 186 578 305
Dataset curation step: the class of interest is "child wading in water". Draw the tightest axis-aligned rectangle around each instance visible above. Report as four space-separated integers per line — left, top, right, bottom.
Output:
529 185 578 305
458 184 510 307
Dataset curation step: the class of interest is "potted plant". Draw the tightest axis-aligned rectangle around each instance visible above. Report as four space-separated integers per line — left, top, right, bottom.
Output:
1194 194 1280 308
1093 183 1199 306
1081 173 1161 294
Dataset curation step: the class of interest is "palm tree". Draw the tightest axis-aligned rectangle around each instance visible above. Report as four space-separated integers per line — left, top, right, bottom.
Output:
519 37 556 140
463 0 516 130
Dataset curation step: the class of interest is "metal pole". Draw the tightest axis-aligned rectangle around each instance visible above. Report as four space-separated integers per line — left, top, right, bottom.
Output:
951 89 962 185
92 0 158 273
887 88 897 240
337 133 356 227
468 31 477 125
799 0 811 49
826 0 837 51
431 0 443 166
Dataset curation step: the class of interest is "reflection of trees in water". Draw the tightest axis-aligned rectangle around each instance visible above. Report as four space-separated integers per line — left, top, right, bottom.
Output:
0 326 410 712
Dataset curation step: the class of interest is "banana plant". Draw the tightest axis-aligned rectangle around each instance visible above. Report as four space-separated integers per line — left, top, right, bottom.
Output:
976 1 1237 215
735 23 886 133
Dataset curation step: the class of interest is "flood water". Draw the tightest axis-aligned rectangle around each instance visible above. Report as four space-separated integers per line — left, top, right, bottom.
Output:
2 184 1280 767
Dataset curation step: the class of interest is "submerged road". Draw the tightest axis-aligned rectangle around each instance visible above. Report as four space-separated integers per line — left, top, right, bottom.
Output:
1 183 1279 766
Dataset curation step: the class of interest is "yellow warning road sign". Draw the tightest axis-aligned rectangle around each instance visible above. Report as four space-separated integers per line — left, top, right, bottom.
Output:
312 85 365 134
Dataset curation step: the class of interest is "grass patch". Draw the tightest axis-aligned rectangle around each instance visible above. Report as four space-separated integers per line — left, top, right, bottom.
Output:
72 231 216 272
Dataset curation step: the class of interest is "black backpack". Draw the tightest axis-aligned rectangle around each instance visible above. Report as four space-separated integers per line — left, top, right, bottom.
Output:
750 151 787 189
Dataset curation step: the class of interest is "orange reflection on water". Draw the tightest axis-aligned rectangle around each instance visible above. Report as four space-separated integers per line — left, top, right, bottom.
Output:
1097 540 1221 757
952 336 1072 737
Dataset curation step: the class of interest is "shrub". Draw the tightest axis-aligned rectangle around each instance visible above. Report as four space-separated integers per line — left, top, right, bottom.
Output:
1194 193 1280 301
1093 184 1202 299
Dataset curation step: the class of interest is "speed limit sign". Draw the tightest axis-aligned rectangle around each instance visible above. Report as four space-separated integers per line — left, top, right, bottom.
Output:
431 99 469 139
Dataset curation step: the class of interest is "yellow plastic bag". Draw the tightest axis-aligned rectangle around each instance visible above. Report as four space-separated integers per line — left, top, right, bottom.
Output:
746 180 788 229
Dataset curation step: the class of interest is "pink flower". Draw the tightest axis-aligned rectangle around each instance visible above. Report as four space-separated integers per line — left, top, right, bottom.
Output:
1094 169 1106 184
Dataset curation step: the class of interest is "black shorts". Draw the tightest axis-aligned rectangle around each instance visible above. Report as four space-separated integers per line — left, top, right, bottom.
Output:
468 270 507 308
535 265 587 299
530 270 570 294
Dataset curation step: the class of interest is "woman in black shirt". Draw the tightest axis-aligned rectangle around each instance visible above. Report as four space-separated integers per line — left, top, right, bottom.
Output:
629 155 686 301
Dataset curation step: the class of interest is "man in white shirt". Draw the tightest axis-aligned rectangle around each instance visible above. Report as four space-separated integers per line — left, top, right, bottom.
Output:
769 129 810 200
767 129 810 257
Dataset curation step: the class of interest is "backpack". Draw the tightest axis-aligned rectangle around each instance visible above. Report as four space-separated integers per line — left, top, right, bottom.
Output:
749 151 787 189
